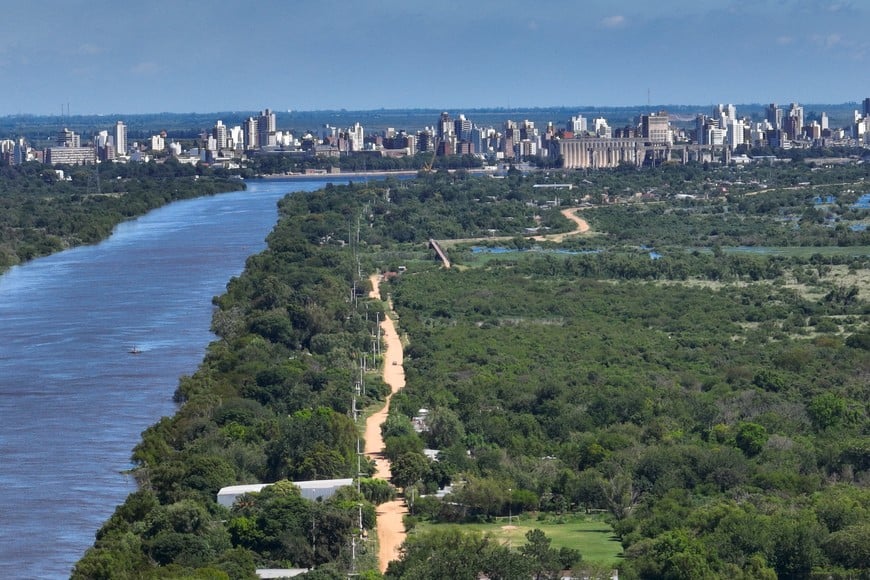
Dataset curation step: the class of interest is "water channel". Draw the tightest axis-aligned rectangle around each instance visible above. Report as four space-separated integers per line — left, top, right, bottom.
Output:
0 177 369 579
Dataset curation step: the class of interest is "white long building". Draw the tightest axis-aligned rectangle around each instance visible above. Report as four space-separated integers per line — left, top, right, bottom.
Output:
217 478 354 508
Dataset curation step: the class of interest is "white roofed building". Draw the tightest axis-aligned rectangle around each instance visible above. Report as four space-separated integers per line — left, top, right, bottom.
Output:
217 478 354 508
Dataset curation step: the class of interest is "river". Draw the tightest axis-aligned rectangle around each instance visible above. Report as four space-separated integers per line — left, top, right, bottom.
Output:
0 177 374 579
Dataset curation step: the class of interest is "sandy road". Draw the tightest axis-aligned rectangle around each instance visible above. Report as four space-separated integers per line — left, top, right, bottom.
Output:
364 274 408 572
532 207 590 242
438 206 591 249
362 209 589 570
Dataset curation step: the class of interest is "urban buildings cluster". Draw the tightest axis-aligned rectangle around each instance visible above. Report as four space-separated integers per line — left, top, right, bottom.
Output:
3 99 870 171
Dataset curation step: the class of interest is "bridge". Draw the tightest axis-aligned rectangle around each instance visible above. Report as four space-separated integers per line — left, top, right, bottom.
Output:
428 239 451 269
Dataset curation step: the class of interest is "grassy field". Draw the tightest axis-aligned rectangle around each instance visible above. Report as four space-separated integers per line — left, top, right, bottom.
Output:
413 513 623 566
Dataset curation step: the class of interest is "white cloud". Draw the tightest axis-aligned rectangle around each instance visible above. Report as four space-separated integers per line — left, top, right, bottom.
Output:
78 43 102 56
601 15 626 28
811 33 843 48
130 61 159 75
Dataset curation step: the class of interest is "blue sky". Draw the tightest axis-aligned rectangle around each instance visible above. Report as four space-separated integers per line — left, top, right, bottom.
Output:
1 0 868 115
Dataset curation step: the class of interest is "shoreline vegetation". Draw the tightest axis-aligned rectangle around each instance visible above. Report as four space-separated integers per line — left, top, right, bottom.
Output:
3 157 865 578
0 160 245 275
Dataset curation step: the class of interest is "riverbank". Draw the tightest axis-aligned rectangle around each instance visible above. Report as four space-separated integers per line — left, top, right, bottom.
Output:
0 173 244 276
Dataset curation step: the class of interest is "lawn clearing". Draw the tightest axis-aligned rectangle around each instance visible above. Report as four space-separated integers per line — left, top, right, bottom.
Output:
412 513 622 566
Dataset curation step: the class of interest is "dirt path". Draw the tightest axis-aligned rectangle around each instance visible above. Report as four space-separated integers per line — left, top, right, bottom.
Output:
364 274 408 572
536 207 590 242
437 206 590 249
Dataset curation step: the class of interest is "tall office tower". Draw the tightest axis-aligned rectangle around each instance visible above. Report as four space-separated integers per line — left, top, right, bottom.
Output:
470 126 485 154
436 112 453 141
57 128 80 147
695 115 708 144
114 121 127 155
593 117 611 138
713 104 737 129
95 130 109 149
727 117 745 149
229 125 244 150
766 103 783 130
416 129 433 153
641 112 670 144
12 138 27 165
520 119 536 140
213 120 228 151
435 112 454 141
257 109 277 148
863 98 870 118
787 103 804 139
243 117 258 149
569 115 587 134
454 115 472 142
349 122 364 151
820 112 829 131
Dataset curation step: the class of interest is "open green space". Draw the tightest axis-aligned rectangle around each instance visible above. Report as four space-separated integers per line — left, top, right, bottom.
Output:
415 513 622 566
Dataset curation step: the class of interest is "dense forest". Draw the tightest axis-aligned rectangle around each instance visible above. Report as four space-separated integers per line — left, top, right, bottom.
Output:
64 162 869 578
0 160 243 272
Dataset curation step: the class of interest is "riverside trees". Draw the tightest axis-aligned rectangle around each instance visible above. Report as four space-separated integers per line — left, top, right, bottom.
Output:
0 160 243 272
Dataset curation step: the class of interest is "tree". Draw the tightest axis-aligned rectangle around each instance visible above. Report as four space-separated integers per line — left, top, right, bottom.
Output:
385 528 526 580
807 392 848 431
769 512 825 579
424 406 465 449
390 453 430 490
822 522 870 570
519 529 570 580
734 422 768 456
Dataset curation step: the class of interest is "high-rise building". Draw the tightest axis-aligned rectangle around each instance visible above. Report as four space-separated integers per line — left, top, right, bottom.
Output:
213 120 228 151
349 122 364 151
569 115 587 134
726 118 745 149
243 117 258 149
257 109 276 148
766 103 782 131
863 98 870 118
229 125 244 151
114 121 127 156
57 128 80 148
151 134 165 151
454 115 472 142
437 112 453 141
416 129 434 153
641 112 670 144
593 117 611 138
786 103 804 140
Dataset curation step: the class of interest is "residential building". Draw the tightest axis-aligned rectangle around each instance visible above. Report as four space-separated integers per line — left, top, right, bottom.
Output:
243 117 258 149
766 103 783 131
569 114 587 134
212 120 228 151
641 112 671 144
258 109 276 148
45 146 95 165
114 121 127 156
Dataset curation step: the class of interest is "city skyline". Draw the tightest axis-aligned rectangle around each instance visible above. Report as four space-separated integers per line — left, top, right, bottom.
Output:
2 0 869 116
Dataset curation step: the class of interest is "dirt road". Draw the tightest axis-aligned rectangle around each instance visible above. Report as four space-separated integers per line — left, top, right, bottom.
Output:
532 207 590 242
365 274 408 572
361 209 590 570
437 206 591 249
